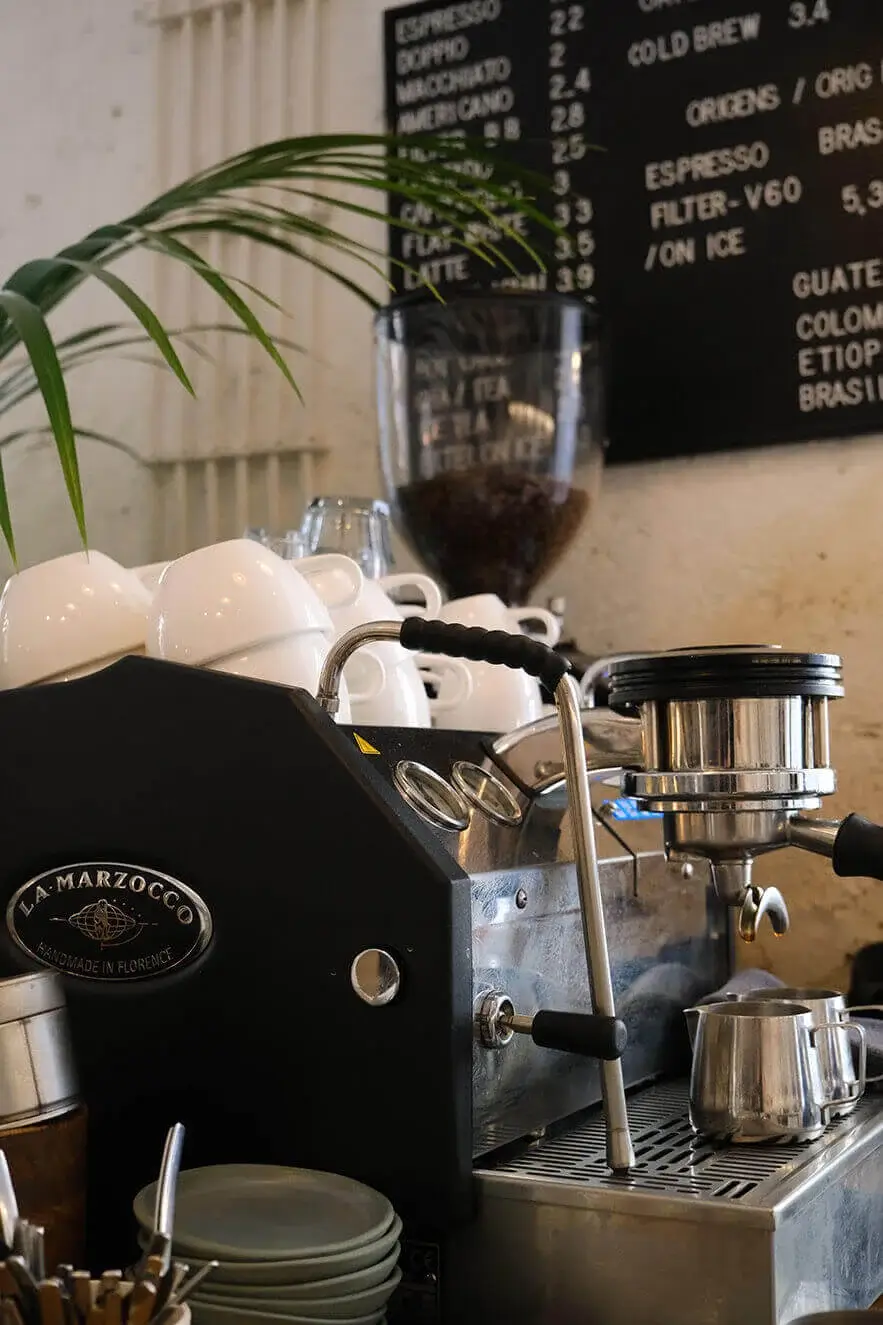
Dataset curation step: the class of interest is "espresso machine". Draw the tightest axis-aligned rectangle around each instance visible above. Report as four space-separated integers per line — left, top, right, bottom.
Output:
0 622 881 1324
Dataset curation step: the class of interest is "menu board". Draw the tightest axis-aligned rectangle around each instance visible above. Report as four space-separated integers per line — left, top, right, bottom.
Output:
383 0 883 462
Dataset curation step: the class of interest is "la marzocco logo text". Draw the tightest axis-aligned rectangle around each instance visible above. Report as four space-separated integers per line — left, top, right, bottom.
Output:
6 862 213 982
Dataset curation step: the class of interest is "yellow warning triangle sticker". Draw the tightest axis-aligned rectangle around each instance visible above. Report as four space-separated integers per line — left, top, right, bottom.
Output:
353 733 381 756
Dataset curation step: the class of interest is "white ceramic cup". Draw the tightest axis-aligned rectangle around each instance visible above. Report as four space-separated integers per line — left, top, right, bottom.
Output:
206 635 354 723
417 654 475 718
428 656 543 733
348 649 472 728
432 593 551 732
298 554 364 612
133 562 172 595
320 569 447 727
147 540 363 666
324 574 444 664
439 593 561 646
324 574 407 660
378 572 443 620
0 551 152 690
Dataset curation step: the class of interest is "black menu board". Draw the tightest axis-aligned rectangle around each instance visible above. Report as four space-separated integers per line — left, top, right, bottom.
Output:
384 0 883 462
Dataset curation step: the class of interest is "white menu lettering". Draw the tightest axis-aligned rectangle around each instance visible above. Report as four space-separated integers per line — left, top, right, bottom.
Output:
385 0 883 460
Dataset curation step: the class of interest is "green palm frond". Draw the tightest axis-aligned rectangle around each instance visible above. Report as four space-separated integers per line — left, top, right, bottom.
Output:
0 132 555 563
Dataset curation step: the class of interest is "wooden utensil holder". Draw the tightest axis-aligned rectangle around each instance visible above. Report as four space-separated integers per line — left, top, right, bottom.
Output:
1 1104 86 1268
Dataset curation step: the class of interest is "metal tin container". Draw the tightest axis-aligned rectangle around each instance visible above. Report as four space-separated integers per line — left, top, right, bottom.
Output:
0 972 79 1129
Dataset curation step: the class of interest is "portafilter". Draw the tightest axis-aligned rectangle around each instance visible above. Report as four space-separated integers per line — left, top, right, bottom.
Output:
496 645 883 943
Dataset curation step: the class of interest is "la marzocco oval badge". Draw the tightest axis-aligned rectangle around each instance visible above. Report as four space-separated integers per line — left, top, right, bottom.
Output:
6 862 213 982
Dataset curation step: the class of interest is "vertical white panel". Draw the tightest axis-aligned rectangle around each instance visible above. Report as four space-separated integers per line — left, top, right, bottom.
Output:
150 0 328 555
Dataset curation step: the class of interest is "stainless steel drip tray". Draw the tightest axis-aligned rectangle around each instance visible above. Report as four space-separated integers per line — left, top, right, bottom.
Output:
479 1080 881 1220
448 1082 883 1324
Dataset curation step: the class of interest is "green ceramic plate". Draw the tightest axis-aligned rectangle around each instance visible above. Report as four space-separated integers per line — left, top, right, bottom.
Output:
192 1268 401 1320
134 1165 394 1261
192 1248 400 1300
136 1217 403 1286
188 1301 384 1325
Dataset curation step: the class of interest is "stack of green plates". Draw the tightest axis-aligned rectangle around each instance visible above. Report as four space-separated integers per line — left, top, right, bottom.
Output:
134 1164 402 1325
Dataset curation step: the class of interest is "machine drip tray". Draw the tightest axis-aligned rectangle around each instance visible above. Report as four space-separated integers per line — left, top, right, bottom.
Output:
445 1082 883 1324
484 1079 878 1204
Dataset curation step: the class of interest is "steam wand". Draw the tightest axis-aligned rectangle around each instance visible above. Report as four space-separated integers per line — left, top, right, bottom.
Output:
317 619 636 1173
555 669 635 1170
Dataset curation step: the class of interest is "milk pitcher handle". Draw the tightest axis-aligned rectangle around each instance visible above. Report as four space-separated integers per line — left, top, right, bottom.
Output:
844 1006 883 1083
815 1019 867 1104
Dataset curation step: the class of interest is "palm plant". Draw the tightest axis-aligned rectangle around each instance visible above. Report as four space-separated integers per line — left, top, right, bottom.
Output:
0 133 552 564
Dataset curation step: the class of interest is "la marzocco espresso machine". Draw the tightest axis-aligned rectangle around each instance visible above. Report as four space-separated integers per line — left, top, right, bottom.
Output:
0 629 881 1322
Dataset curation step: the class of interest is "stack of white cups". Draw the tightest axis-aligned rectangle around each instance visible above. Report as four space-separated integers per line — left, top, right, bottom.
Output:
432 594 562 732
327 571 472 728
145 539 365 722
0 542 562 741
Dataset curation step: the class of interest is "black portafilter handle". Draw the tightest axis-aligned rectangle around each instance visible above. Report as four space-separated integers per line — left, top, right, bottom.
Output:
832 814 883 882
399 617 572 691
526 1010 628 1061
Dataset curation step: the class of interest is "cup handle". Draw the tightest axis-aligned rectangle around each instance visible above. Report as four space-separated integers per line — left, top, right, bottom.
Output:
506 606 562 647
344 650 387 705
845 1006 883 1083
298 554 364 608
380 573 443 619
814 1019 868 1103
415 653 473 712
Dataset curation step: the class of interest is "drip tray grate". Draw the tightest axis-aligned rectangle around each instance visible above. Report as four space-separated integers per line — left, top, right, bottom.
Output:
484 1080 876 1201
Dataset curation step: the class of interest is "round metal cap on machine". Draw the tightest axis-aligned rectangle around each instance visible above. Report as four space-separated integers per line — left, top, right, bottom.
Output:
606 646 844 707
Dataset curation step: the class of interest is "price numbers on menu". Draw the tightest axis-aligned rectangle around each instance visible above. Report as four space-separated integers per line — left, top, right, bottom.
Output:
548 2 595 295
788 0 831 29
841 181 883 216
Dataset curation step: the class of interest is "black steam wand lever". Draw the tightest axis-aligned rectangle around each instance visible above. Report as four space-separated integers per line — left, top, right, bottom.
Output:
789 813 883 881
317 618 636 1172
476 990 627 1061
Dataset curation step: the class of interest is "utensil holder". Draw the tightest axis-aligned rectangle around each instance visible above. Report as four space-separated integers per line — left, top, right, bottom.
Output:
2 1103 87 1268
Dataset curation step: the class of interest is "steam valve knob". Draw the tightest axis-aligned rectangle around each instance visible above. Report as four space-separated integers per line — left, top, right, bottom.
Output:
476 990 627 1060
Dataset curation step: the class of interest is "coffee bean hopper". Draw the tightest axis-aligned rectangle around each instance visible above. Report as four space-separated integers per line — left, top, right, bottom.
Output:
374 290 606 684
0 631 880 1324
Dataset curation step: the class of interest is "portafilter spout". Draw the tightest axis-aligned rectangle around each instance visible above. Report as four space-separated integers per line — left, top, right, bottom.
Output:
317 618 636 1173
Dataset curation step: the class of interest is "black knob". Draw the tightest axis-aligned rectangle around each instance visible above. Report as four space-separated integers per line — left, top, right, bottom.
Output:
833 814 883 882
529 1010 627 1061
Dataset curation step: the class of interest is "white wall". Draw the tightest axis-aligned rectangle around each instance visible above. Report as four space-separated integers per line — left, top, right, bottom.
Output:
0 0 155 575
3 0 881 987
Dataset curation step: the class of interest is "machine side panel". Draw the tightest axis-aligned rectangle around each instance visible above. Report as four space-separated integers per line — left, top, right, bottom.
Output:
471 847 728 1154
